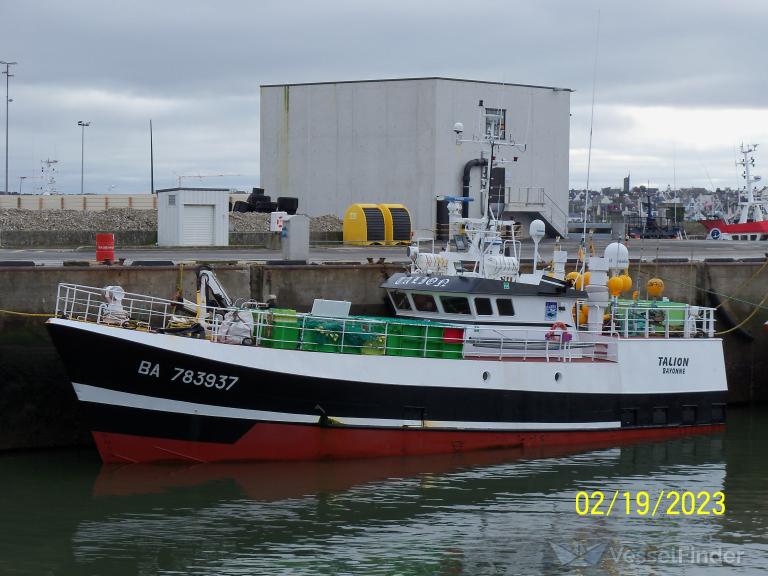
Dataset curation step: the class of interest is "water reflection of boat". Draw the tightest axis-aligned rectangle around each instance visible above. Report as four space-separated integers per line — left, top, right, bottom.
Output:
6 412 768 576
94 442 631 501
71 435 731 576
91 430 727 504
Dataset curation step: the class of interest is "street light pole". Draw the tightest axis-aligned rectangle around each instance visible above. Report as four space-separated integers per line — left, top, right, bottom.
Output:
1 61 17 195
77 120 90 194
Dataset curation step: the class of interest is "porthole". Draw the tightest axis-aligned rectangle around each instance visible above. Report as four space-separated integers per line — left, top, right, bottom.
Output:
482 371 490 382
554 372 562 382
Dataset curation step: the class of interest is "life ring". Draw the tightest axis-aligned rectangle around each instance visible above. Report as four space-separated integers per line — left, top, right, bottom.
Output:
545 321 571 342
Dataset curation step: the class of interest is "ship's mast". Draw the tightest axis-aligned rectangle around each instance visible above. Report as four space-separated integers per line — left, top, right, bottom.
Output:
453 100 526 276
455 101 525 222
737 143 764 223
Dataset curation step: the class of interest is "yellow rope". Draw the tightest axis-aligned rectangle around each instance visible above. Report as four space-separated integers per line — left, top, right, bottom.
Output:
0 309 53 318
634 267 768 311
715 291 768 335
712 257 768 309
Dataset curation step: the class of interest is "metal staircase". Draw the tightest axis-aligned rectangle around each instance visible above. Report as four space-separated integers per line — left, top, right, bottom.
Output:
503 187 569 237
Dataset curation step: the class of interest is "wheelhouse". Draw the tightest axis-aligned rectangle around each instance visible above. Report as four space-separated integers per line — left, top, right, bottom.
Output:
382 273 584 327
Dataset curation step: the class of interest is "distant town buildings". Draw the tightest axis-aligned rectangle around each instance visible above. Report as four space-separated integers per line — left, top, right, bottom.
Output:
568 183 765 223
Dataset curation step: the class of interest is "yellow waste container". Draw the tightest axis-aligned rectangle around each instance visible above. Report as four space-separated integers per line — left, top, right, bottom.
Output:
379 204 412 245
343 204 386 245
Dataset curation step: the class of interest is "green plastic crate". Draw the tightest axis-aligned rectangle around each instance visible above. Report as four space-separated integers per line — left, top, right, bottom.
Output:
271 309 299 350
384 322 403 356
442 342 463 360
425 326 443 358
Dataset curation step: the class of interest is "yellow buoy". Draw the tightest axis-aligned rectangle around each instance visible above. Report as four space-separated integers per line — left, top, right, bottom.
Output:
566 271 582 288
647 278 665 299
607 276 624 297
582 271 591 287
619 274 633 293
571 303 590 325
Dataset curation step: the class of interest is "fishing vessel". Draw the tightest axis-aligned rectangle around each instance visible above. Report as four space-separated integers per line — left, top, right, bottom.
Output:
701 144 768 241
46 110 728 464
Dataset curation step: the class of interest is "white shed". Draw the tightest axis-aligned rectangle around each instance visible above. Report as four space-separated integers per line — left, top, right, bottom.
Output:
157 187 229 246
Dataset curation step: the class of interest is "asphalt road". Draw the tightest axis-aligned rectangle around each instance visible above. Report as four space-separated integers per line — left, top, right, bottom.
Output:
0 238 765 265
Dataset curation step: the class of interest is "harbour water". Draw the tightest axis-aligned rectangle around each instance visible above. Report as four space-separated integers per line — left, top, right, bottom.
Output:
1 408 766 575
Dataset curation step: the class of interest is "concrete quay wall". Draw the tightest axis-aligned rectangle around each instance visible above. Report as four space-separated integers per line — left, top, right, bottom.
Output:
0 261 765 451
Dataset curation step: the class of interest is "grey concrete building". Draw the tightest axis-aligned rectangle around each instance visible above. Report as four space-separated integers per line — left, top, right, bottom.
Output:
260 77 571 237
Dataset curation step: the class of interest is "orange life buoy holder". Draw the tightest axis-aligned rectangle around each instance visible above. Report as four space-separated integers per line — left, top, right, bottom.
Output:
545 321 572 342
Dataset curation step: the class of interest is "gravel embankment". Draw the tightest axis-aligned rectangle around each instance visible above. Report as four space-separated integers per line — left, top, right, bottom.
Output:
0 208 157 231
0 209 343 233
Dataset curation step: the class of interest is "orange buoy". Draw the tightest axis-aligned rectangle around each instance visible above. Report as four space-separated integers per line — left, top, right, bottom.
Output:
647 278 665 299
607 276 624 297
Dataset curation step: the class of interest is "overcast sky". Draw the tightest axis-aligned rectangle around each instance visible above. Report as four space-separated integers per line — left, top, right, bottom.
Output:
1 0 767 195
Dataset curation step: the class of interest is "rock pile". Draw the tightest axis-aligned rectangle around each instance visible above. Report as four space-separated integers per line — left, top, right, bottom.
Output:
0 208 344 233
0 208 157 231
229 212 343 232
309 214 344 232
228 212 270 232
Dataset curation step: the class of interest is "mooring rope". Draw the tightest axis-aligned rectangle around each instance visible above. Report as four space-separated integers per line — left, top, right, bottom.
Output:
0 309 52 318
715 291 768 335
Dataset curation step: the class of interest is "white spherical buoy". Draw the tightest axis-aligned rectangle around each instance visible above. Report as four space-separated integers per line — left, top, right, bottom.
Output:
604 242 629 271
529 219 546 241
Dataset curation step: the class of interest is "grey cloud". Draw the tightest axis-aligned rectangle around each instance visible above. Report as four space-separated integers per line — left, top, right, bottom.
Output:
0 0 766 194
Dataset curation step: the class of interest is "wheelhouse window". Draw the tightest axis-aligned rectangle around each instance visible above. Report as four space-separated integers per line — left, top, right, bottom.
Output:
496 298 515 316
412 293 438 312
389 290 411 311
474 297 493 315
440 295 470 315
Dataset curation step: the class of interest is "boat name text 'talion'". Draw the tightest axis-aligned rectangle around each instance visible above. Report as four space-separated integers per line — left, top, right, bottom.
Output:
394 276 451 287
658 356 690 375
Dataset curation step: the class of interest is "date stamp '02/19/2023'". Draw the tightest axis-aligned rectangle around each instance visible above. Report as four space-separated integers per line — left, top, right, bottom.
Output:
575 490 725 516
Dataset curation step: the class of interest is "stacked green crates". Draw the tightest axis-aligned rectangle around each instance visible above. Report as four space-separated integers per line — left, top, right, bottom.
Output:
425 326 444 358
400 324 425 357
266 313 466 359
615 299 687 335
271 309 299 349
375 317 465 359
385 322 403 356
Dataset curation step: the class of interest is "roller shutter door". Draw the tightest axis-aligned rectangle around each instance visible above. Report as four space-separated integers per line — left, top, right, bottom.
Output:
361 207 385 242
182 205 215 245
389 207 411 242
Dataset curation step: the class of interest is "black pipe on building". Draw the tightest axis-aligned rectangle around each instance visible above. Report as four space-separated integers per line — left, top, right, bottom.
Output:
462 158 487 218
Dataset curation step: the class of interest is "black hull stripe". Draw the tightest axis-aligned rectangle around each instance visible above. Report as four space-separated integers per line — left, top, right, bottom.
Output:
85 402 253 443
74 384 620 431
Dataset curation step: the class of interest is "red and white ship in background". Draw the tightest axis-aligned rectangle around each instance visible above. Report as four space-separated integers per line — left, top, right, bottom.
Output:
701 144 768 241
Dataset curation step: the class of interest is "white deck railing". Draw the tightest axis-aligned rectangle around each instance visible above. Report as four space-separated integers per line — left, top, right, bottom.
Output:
53 283 717 364
54 283 228 335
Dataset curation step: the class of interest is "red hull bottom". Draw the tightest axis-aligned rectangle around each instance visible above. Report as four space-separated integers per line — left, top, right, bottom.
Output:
93 422 726 464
